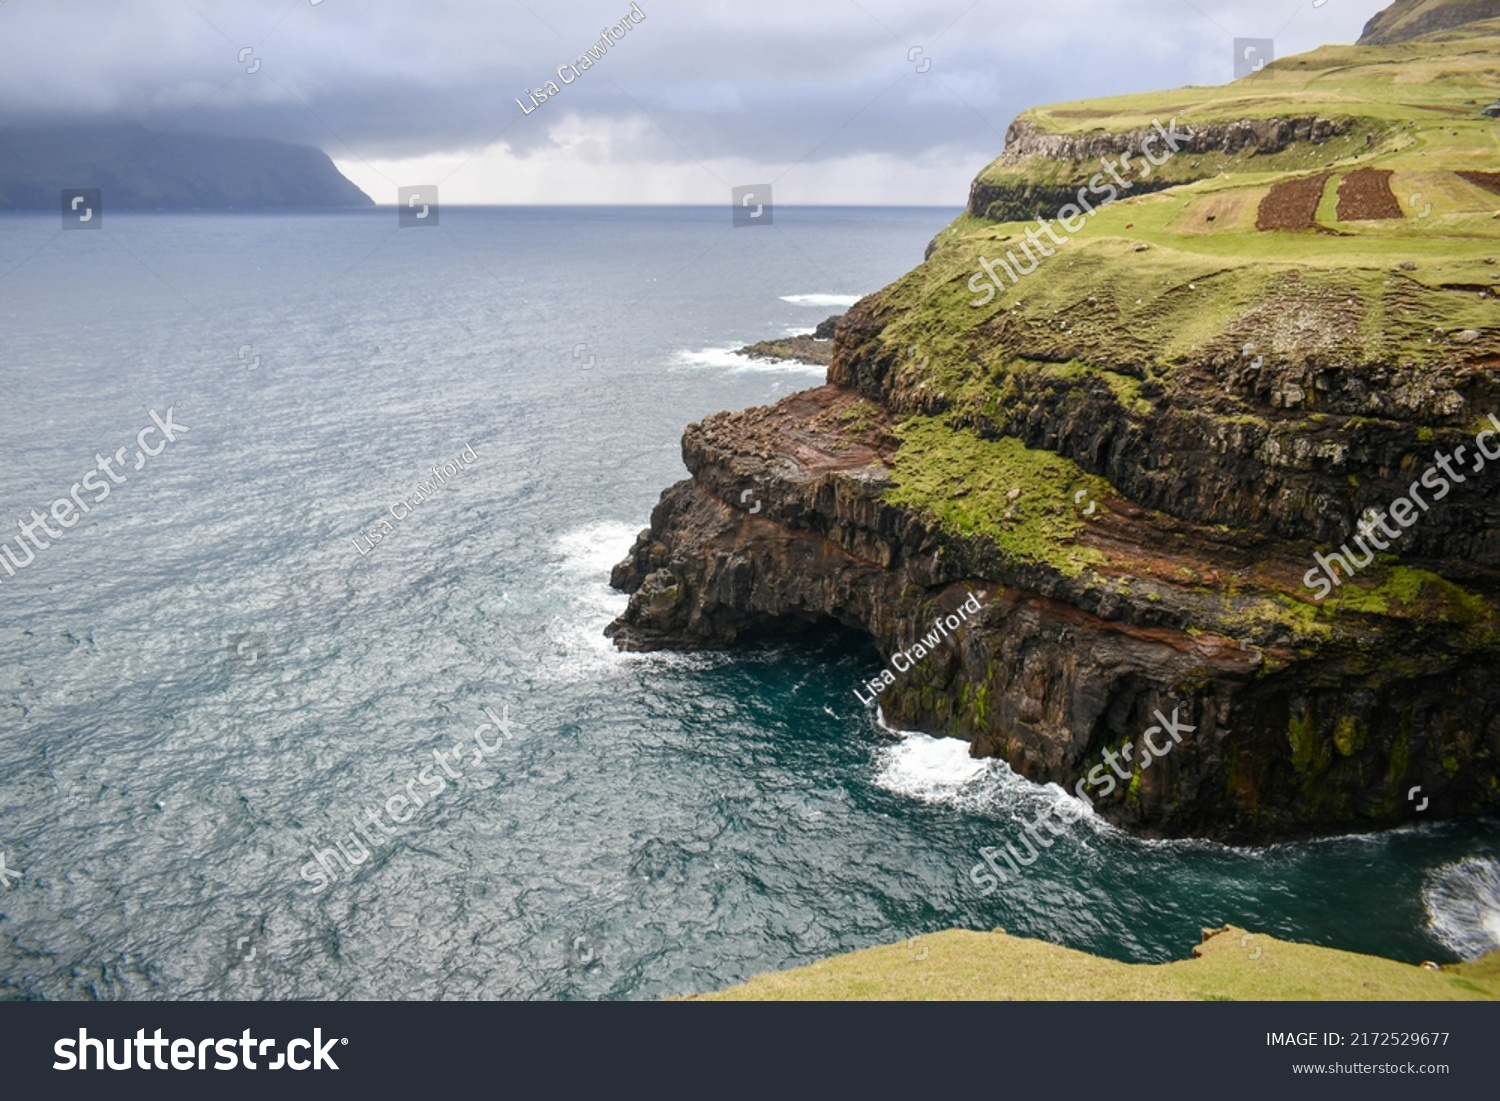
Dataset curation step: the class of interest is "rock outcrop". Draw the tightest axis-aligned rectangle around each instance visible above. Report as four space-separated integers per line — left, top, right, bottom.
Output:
734 315 843 368
973 118 1361 223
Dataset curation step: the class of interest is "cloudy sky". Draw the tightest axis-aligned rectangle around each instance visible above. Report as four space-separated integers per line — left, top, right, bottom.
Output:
0 0 1393 204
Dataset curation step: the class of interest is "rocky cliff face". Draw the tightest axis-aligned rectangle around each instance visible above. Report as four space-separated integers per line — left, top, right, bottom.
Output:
608 379 1500 843
610 12 1500 844
975 118 1357 222
1002 118 1354 162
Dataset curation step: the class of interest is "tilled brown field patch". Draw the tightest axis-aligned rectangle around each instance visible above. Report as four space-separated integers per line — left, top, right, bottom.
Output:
1256 172 1332 231
1336 168 1403 220
1458 171 1500 198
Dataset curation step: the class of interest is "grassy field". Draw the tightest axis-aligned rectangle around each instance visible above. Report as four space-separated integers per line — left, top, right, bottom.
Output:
693 926 1500 1001
945 20 1500 364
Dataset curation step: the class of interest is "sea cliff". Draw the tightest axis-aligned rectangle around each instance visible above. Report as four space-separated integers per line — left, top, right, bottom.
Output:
611 8 1500 843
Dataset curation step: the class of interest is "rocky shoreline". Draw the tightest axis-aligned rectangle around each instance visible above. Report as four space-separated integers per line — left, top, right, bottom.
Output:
732 314 841 367
605 371 1500 842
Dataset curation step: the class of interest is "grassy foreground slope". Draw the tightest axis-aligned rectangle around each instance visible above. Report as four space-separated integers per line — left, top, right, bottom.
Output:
695 927 1500 1001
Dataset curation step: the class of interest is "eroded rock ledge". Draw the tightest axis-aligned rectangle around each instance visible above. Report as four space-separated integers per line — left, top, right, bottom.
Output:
608 384 1500 843
970 117 1358 222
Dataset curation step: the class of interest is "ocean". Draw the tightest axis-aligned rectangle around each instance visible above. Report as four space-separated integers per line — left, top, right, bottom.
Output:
0 205 1497 1000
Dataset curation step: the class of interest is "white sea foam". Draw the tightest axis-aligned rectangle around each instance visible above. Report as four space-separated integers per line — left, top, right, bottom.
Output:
873 734 990 804
871 710 1089 815
543 521 725 677
780 294 860 308
870 713 993 806
866 712 1235 849
555 520 640 581
675 346 826 375
1423 857 1500 960
533 521 639 674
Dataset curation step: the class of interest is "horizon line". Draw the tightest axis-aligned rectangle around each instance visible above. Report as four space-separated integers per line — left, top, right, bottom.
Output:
0 202 968 212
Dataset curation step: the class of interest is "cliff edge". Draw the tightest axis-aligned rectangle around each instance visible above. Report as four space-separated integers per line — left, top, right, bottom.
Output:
610 6 1500 843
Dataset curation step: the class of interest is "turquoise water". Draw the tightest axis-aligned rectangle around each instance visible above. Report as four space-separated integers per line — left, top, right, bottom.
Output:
0 206 1496 1000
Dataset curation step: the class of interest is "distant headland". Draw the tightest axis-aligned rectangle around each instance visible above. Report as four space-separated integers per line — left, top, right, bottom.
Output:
0 124 373 210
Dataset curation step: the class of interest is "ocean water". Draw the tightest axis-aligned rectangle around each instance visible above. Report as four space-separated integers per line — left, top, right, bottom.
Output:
0 205 1497 1001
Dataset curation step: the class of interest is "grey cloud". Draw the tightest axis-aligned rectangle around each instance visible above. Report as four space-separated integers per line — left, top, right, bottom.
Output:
0 0 1393 169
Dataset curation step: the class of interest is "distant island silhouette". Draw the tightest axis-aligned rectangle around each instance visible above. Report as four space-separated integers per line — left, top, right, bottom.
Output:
0 124 373 210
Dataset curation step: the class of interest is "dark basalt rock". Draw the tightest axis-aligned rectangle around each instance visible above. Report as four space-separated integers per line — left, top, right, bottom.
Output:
971 118 1356 223
606 383 1500 844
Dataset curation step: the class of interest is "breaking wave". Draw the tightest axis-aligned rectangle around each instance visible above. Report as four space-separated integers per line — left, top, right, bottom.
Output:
1423 857 1500 960
779 293 860 308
